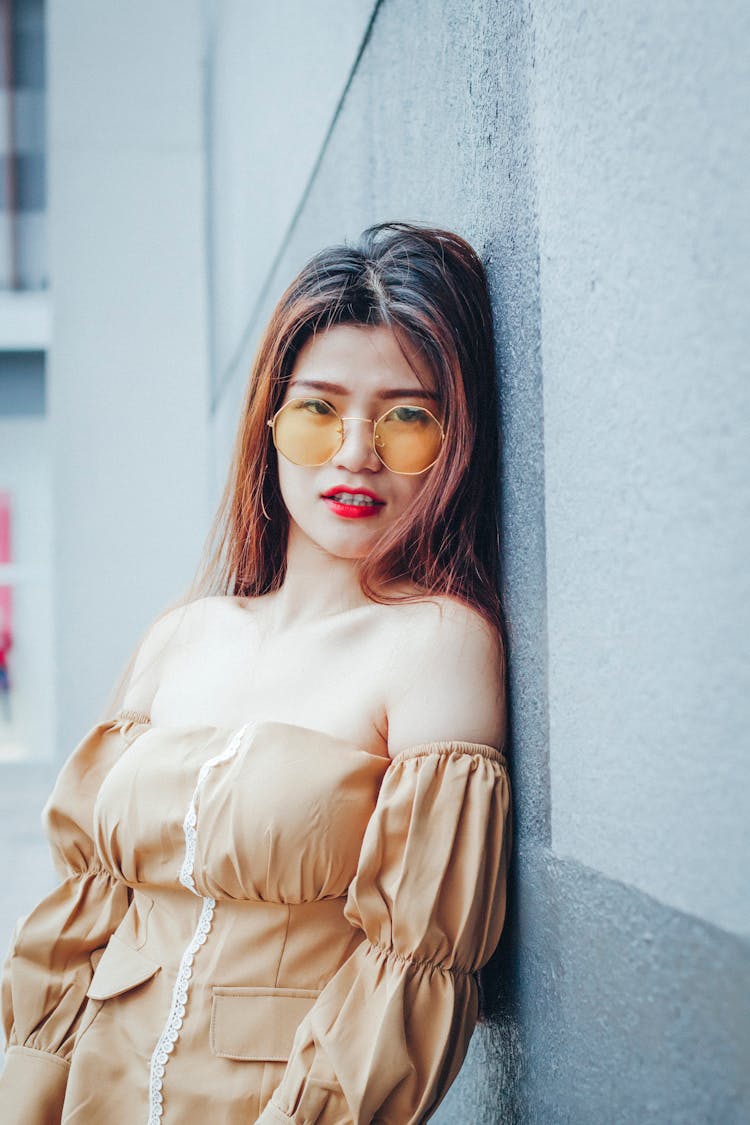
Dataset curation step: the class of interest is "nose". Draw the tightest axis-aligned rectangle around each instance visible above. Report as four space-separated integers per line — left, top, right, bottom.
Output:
333 416 382 473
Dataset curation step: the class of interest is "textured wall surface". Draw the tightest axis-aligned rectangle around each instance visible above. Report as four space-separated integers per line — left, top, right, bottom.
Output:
535 0 750 938
208 0 749 1121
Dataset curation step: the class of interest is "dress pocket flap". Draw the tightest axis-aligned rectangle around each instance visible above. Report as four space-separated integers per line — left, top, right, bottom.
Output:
210 985 321 1062
86 933 161 1000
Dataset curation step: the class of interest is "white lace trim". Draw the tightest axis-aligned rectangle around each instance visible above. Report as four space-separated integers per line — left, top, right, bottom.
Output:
146 723 253 1123
179 726 251 893
147 896 214 1122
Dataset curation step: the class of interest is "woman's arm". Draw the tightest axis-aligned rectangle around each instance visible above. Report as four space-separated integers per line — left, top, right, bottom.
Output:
0 604 181 1123
384 596 507 755
115 601 190 718
0 713 152 1124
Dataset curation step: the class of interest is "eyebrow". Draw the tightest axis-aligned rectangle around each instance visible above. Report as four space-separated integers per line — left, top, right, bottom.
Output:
289 378 439 400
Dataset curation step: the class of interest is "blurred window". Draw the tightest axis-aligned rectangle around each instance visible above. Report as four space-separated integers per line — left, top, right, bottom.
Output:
0 348 44 414
0 0 46 290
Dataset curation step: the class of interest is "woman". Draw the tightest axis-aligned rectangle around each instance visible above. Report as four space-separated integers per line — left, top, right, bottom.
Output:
0 221 512 1123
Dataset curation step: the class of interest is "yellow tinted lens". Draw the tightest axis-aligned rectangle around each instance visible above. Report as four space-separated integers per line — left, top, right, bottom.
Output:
374 406 443 473
273 399 341 466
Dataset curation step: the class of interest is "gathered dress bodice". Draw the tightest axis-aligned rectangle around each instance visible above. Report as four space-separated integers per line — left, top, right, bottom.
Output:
0 708 512 1125
93 718 392 903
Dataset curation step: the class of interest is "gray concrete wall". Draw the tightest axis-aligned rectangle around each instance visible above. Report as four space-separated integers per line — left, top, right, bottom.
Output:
206 0 749 1121
535 0 749 941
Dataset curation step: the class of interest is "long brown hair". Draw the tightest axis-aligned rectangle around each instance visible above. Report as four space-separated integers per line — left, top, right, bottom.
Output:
200 219 504 624
110 221 507 707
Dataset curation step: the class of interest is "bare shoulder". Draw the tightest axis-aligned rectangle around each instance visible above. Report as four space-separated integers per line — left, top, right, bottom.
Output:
139 595 225 651
120 596 222 713
383 594 506 757
384 593 502 669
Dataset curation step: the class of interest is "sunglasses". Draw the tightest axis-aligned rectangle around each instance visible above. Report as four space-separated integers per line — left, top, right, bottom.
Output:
267 397 446 475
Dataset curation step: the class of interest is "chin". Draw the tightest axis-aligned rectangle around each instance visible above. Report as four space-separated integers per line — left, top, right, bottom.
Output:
322 532 382 560
297 518 385 560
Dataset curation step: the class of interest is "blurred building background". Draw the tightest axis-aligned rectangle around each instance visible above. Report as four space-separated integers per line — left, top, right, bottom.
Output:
0 1 748 1121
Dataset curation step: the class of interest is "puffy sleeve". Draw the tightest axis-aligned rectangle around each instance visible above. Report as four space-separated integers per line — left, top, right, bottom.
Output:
257 740 512 1124
0 708 151 1124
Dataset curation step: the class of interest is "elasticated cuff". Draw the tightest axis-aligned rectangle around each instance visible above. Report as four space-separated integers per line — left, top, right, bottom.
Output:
0 1045 69 1124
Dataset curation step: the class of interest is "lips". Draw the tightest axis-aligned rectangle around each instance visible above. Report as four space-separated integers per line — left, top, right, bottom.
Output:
321 485 386 520
321 486 385 503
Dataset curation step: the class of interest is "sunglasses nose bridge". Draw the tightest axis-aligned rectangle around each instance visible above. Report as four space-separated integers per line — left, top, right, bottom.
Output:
332 413 383 467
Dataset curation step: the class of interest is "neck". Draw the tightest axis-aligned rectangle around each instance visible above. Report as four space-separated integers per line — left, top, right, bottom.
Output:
268 521 372 629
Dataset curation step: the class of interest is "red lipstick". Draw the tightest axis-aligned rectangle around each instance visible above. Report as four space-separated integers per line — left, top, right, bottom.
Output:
321 485 386 520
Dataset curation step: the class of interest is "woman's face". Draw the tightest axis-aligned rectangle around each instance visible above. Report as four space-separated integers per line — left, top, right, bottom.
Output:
275 323 441 561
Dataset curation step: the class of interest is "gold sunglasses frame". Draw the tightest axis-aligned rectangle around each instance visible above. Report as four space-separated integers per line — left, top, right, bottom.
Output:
266 397 446 476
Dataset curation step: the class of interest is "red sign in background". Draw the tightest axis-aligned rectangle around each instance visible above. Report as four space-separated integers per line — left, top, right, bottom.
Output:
0 491 12 700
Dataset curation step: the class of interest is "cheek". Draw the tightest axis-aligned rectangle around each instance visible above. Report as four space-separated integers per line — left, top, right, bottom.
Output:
276 461 308 510
391 475 430 511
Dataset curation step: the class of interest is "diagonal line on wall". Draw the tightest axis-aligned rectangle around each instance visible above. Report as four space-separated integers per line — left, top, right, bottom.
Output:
210 0 385 413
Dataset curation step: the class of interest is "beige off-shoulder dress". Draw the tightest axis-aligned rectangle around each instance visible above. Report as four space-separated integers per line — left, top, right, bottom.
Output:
0 708 511 1124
